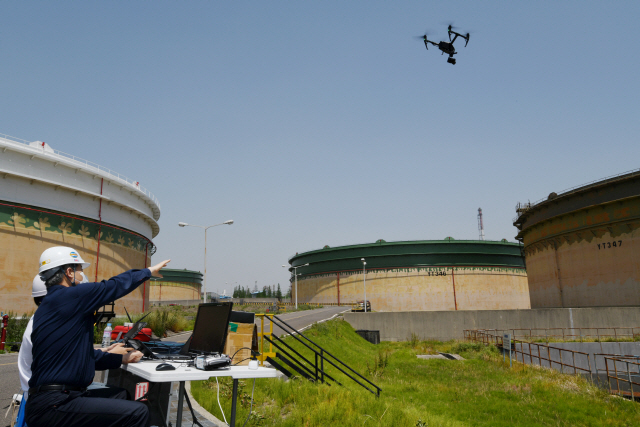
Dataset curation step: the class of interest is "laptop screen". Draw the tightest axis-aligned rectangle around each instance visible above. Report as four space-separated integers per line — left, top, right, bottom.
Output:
188 302 233 354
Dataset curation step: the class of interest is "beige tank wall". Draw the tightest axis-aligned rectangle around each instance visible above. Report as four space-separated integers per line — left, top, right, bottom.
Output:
525 226 640 308
294 267 530 312
0 203 151 316
522 198 640 308
149 281 201 302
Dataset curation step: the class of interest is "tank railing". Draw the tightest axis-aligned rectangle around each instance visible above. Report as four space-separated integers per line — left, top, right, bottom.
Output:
464 329 592 378
264 315 381 397
468 327 640 343
0 133 161 210
0 133 32 145
604 356 640 401
513 167 640 222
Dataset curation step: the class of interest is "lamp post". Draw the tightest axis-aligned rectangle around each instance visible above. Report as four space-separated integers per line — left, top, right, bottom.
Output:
361 258 367 313
282 263 309 309
179 219 234 304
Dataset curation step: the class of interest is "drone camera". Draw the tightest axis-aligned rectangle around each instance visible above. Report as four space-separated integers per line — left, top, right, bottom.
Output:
447 57 456 65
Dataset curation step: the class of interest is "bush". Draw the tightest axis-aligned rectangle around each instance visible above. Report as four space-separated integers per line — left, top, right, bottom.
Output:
451 342 484 354
4 312 32 350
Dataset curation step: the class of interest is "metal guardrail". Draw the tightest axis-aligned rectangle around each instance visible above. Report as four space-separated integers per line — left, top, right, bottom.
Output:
256 314 381 396
467 329 640 402
471 327 640 343
0 133 161 210
513 167 640 222
604 356 640 401
464 330 592 376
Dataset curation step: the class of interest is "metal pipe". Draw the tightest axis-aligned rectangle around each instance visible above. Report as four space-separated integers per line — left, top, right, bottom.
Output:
94 178 104 283
452 267 458 310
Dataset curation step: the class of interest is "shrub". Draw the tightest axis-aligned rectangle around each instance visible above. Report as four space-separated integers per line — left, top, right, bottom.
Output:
408 332 420 348
451 342 484 354
4 312 32 350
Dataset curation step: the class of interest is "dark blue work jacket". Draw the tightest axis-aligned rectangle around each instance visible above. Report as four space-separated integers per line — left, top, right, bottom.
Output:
29 269 151 388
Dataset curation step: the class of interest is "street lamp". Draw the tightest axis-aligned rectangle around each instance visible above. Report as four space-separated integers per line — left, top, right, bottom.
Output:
179 219 234 304
283 263 309 309
361 258 367 313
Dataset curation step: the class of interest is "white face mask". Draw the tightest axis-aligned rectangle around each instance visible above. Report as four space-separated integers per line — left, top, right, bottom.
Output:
79 272 89 284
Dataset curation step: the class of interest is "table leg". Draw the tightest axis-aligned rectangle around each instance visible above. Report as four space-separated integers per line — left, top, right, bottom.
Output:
176 381 185 427
230 379 239 426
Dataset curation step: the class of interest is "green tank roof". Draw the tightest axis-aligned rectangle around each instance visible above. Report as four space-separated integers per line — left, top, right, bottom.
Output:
287 239 525 276
149 268 203 285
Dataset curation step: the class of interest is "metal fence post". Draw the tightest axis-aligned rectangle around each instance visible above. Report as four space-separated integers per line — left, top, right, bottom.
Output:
628 361 635 402
614 358 621 396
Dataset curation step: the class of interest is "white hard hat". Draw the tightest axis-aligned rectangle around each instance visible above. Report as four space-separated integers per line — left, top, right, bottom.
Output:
32 274 47 297
38 246 90 281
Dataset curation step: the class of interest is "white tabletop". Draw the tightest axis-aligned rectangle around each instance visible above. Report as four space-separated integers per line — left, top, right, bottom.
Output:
120 360 278 382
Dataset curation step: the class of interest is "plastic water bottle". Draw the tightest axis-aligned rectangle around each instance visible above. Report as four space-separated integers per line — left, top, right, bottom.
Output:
101 323 112 348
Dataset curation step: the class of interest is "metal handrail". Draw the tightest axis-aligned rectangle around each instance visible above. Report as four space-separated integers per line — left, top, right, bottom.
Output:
513 167 640 222
267 315 381 396
469 327 640 342
604 356 640 401
0 133 161 210
465 329 592 376
264 335 340 385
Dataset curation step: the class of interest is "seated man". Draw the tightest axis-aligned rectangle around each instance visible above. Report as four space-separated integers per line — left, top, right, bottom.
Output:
26 246 170 427
18 274 137 397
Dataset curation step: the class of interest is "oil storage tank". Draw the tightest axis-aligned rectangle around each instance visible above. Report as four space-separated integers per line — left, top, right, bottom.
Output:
149 268 202 306
286 239 529 312
0 134 160 315
514 170 640 308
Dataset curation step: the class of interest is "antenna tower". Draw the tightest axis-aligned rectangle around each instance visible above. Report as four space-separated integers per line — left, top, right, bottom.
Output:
477 208 485 240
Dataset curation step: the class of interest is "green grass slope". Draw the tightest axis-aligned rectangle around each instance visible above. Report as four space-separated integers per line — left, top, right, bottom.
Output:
191 318 640 426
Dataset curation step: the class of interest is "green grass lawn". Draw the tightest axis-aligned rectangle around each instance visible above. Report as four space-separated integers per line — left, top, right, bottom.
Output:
191 318 640 426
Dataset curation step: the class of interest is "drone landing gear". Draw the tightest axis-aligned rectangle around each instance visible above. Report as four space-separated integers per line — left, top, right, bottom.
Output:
447 57 456 65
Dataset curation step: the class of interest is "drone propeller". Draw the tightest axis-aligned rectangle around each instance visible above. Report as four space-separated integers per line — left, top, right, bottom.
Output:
465 33 470 47
414 33 431 49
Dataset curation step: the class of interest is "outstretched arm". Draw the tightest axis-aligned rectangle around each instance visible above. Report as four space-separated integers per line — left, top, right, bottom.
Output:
66 260 172 315
148 260 171 278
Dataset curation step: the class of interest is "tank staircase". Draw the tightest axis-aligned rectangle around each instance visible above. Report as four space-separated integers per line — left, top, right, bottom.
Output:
256 314 381 397
94 302 116 324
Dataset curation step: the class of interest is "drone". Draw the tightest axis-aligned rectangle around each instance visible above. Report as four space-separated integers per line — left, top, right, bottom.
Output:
417 25 470 64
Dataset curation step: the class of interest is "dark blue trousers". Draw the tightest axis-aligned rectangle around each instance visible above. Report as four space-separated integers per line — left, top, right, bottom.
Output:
25 386 149 427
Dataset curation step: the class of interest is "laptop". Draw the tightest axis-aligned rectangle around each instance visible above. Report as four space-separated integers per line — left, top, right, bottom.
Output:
187 302 234 355
153 302 234 360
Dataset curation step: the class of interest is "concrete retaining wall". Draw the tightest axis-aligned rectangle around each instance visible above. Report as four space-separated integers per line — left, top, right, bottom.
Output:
150 299 200 307
228 298 279 304
343 307 640 342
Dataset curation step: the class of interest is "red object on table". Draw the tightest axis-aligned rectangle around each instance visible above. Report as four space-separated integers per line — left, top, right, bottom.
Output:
111 325 152 342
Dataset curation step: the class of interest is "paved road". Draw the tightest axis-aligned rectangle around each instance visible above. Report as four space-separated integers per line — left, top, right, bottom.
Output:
1 353 20 427
164 305 349 344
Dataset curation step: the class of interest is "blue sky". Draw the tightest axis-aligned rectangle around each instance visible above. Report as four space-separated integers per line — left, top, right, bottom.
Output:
2 1 639 296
